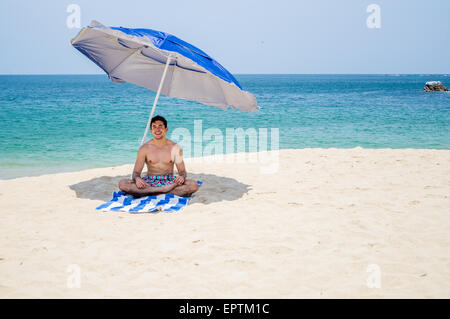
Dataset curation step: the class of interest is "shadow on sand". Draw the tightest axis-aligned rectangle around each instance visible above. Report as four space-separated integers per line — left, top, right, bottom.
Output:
69 173 251 205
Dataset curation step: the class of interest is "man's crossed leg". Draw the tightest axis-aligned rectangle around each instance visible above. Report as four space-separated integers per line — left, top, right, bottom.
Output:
119 178 199 198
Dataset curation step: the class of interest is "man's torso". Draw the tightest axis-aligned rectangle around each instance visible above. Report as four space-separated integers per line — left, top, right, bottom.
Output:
142 139 177 176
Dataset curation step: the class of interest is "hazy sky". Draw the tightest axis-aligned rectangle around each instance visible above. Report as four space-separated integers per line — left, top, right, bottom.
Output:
1 0 449 74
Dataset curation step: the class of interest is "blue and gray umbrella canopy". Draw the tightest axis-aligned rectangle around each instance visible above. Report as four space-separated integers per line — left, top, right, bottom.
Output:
72 21 258 146
71 21 257 113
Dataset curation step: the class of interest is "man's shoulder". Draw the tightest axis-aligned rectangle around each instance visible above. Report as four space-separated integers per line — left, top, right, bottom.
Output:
167 139 182 150
139 141 153 150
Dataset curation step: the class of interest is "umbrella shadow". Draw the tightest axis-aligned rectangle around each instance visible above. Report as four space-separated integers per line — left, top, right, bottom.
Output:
69 173 251 205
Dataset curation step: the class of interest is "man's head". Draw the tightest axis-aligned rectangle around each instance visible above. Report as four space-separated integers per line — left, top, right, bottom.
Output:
150 115 168 140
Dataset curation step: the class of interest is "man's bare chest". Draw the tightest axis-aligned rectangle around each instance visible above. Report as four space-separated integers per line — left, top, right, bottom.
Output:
145 148 173 165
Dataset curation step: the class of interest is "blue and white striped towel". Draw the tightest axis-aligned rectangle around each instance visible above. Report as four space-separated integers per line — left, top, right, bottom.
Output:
96 181 203 213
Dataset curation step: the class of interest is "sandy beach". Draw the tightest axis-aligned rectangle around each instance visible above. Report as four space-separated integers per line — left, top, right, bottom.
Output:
0 148 449 298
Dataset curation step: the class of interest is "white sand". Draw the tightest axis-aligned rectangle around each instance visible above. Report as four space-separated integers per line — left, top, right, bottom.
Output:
0 148 449 298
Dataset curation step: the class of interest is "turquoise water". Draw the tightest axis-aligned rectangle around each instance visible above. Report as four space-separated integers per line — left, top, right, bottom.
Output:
0 74 449 179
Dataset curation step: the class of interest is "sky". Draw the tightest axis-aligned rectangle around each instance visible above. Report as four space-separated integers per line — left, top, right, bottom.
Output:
0 0 449 74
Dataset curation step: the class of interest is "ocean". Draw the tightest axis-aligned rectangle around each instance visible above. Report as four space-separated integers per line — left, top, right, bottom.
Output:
0 74 449 179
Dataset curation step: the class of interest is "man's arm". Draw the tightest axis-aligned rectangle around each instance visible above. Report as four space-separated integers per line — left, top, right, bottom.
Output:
172 145 186 185
176 161 187 179
132 146 149 188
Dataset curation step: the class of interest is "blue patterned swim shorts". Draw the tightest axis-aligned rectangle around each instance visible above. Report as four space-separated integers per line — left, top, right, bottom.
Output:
142 175 176 187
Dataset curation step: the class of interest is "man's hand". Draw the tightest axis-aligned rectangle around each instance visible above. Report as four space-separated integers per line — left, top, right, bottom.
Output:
173 175 185 185
135 177 149 189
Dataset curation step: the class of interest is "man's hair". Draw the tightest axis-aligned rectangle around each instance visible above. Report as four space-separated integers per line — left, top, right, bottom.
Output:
150 115 167 128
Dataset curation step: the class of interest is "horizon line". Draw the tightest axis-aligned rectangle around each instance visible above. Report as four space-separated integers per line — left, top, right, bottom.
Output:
1 73 449 76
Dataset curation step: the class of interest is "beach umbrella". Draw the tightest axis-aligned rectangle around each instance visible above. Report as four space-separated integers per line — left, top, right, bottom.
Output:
71 20 258 145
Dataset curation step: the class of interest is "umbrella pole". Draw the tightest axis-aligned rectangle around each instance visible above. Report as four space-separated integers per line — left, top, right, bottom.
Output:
130 55 173 180
140 55 173 145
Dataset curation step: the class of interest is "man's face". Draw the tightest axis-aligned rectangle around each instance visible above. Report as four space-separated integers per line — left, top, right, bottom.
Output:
150 120 168 140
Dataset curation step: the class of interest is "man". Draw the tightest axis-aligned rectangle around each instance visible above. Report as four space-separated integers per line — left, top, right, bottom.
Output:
118 115 199 197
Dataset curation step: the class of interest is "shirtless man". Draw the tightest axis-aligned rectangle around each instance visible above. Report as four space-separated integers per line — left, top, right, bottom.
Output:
118 115 199 197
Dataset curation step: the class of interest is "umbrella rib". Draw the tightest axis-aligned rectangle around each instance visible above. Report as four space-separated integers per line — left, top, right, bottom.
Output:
105 38 177 96
107 47 142 79
141 50 206 74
